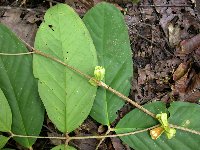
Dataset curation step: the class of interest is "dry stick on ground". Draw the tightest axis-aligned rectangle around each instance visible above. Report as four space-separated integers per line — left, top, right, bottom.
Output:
139 4 193 7
0 4 193 14
0 6 46 13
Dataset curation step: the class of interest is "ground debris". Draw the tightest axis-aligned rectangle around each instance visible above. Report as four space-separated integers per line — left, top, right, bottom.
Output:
0 9 42 46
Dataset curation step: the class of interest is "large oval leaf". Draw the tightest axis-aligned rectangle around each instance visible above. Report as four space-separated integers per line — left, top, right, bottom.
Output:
0 24 44 148
0 89 12 132
116 102 200 150
83 2 133 125
34 4 98 133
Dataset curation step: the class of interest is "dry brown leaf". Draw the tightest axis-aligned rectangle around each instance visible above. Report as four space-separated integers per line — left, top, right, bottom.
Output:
181 34 200 53
173 62 189 81
111 137 126 150
0 9 38 46
173 68 200 102
72 133 98 150
168 23 181 47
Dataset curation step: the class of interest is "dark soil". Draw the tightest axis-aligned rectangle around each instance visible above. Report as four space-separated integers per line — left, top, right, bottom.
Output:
1 0 200 149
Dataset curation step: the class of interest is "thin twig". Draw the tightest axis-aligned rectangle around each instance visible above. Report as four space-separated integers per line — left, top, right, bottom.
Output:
2 41 200 137
45 0 60 4
33 49 155 118
0 4 192 14
69 125 159 140
33 54 155 118
10 124 200 141
99 82 156 118
133 32 157 46
10 125 158 141
139 4 192 7
0 6 46 13
34 49 92 80
1 52 200 139
0 52 34 55
11 133 66 140
170 124 200 136
0 49 156 118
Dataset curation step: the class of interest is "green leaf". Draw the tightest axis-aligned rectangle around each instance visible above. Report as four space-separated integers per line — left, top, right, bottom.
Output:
115 102 167 132
0 89 12 132
0 135 9 149
0 24 44 148
168 102 200 128
51 145 76 150
116 102 200 150
34 4 97 133
83 2 133 125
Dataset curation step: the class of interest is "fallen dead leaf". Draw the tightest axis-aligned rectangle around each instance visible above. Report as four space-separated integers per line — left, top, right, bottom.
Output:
168 23 180 47
173 68 200 102
173 62 189 81
111 137 126 150
72 133 98 150
0 9 39 46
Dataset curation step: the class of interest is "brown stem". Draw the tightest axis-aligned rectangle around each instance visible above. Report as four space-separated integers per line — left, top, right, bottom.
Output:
68 125 159 141
17 36 156 119
34 49 155 118
11 133 66 140
99 82 156 118
65 133 70 145
170 124 200 136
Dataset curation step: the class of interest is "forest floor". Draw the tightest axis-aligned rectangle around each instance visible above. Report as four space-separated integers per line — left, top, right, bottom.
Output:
1 0 200 149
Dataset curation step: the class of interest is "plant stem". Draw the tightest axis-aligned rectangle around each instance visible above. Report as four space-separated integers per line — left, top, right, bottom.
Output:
11 133 66 140
2 40 200 139
95 126 112 150
0 51 156 118
170 124 200 136
68 125 159 141
9 125 159 141
9 124 200 141
99 81 156 118
16 36 156 118
0 52 34 55
34 49 156 118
